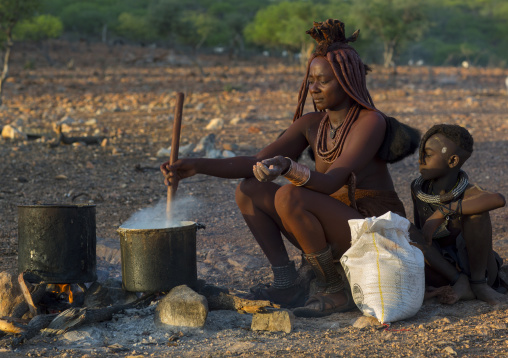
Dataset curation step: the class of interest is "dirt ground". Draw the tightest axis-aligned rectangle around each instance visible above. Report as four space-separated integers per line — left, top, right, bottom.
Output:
0 41 507 357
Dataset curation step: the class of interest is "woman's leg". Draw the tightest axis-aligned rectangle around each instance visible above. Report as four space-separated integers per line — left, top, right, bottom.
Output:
274 184 363 257
235 178 307 307
274 184 363 316
235 178 300 266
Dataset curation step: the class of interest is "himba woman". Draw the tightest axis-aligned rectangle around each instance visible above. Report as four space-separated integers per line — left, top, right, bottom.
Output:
161 19 418 317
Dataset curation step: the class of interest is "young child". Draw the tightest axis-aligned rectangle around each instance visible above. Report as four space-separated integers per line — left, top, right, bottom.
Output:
411 124 506 305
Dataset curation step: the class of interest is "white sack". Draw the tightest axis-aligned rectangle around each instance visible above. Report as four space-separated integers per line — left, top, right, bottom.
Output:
340 211 424 324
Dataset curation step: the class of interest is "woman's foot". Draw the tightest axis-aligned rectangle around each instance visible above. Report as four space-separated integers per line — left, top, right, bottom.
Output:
470 281 506 306
292 289 357 317
244 284 307 308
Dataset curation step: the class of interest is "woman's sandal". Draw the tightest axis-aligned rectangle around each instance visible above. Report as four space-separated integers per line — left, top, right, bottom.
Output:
292 289 357 318
243 284 308 308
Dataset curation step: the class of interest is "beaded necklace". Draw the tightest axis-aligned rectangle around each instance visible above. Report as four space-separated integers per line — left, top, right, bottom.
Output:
413 170 469 204
316 103 360 163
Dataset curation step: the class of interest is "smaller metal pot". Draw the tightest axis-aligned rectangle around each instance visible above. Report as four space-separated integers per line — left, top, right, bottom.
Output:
118 221 199 293
17 204 97 284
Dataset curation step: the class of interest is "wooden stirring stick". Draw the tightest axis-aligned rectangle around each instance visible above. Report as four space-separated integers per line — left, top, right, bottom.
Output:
166 92 184 221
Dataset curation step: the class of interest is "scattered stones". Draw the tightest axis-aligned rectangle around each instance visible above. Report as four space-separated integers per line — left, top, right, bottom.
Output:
251 309 294 334
352 315 381 329
156 148 171 158
193 134 215 153
222 150 236 158
443 346 457 355
205 118 224 130
229 116 242 125
1 125 27 140
154 285 208 328
85 118 98 126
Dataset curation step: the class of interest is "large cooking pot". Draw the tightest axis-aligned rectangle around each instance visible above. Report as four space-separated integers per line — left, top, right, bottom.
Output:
17 204 97 283
118 221 201 293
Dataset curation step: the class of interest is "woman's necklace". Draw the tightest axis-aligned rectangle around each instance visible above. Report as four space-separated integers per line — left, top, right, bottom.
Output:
329 122 343 139
316 103 360 163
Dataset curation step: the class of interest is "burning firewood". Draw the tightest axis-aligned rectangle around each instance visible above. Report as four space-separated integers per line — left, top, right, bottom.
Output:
200 286 280 313
8 293 155 347
0 317 27 334
10 276 46 319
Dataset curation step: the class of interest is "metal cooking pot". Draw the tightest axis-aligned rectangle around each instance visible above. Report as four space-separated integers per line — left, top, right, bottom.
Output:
17 204 97 283
118 221 201 293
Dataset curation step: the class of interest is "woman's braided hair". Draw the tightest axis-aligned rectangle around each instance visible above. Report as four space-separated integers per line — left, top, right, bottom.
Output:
293 19 379 163
293 18 376 122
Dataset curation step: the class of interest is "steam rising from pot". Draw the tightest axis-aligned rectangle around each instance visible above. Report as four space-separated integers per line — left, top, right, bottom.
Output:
120 197 196 229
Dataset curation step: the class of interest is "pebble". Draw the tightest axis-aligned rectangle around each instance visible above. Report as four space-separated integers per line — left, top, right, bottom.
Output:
1 125 26 140
205 118 224 130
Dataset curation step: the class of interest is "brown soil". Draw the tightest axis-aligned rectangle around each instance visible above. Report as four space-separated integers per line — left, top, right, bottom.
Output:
0 41 507 357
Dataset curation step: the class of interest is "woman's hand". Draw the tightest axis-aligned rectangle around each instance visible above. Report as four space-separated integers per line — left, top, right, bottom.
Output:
160 158 197 186
422 210 446 245
252 155 290 183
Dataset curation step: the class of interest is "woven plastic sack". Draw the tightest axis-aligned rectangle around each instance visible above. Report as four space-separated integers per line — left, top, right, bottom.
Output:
340 211 424 324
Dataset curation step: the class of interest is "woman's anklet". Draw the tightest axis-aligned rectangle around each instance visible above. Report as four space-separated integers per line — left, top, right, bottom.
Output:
469 277 488 285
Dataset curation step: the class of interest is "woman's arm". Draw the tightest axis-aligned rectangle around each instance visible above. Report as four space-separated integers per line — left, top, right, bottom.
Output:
161 114 312 182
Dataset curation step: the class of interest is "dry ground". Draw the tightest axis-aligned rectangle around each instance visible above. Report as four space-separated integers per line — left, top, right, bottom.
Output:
0 41 507 357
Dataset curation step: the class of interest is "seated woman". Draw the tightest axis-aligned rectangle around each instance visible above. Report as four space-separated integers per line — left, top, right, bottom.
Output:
161 19 417 317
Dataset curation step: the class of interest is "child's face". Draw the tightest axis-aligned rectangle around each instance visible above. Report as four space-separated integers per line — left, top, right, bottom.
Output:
419 134 455 180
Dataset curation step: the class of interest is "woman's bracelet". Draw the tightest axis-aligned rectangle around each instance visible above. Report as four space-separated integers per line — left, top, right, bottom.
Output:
283 157 310 186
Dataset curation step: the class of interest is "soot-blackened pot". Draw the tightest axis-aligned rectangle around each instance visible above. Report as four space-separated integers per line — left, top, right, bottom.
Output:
17 204 97 283
118 221 199 293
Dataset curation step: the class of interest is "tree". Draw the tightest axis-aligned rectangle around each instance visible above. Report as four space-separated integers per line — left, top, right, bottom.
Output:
0 0 39 106
13 14 63 65
352 0 429 67
244 1 328 60
115 12 157 42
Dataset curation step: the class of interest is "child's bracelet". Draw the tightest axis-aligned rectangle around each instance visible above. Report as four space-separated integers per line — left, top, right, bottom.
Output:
283 157 310 186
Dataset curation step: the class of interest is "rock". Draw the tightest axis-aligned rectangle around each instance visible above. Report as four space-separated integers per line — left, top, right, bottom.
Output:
1 125 27 140
179 143 195 156
63 326 103 343
222 150 236 158
206 148 222 159
251 310 294 334
443 346 457 355
0 272 24 316
352 315 381 329
205 118 224 130
58 116 75 125
193 134 215 153
229 116 242 125
194 103 204 110
156 148 171 158
154 285 208 328
85 118 98 126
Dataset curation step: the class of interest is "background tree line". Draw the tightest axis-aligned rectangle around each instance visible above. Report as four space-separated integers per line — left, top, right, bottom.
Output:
2 0 508 68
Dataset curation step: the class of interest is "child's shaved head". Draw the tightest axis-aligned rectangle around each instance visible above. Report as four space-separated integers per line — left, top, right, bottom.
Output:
419 124 474 166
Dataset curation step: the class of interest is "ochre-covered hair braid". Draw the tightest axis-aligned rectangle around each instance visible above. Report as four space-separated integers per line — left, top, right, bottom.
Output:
292 19 379 163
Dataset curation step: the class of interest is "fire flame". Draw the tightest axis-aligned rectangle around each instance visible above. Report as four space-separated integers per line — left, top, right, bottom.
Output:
52 284 74 303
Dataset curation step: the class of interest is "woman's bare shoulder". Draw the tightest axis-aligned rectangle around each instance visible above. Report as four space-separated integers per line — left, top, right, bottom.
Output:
356 109 385 124
295 111 326 122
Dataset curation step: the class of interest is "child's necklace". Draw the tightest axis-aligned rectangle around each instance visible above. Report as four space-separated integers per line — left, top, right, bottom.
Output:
414 170 468 204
